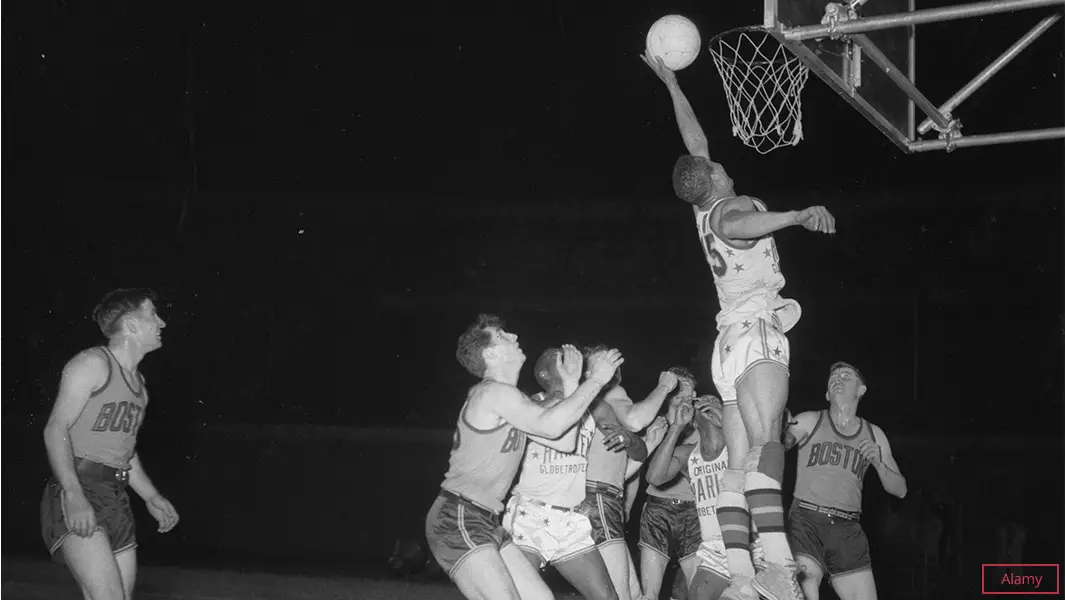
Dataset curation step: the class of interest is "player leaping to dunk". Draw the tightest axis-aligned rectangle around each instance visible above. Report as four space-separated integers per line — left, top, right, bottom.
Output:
643 52 836 600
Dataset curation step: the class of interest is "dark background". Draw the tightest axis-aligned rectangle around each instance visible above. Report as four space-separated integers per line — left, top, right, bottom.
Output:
6 0 1064 596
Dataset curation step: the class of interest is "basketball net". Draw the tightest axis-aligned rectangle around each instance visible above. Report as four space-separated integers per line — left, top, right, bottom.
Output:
708 27 810 154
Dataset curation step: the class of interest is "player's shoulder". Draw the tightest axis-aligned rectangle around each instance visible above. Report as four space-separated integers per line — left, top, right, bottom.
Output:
711 194 759 216
865 420 889 442
63 347 110 380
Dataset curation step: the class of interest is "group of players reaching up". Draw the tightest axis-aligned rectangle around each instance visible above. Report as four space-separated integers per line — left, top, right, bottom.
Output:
425 52 908 600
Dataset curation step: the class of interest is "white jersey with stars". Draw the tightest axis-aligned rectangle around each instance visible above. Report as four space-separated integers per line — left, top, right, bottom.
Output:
694 198 801 331
511 413 596 507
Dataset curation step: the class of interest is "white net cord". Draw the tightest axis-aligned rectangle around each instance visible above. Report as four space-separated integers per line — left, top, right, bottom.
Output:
709 29 811 154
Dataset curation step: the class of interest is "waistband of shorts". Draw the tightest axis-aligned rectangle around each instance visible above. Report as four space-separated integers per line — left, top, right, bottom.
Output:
646 494 695 506
586 481 624 500
438 489 500 515
74 457 130 485
513 494 580 513
796 500 861 521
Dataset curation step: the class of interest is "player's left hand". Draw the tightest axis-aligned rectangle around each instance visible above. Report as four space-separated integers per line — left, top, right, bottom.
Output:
857 439 882 467
693 395 723 428
146 494 180 533
795 205 836 235
640 50 677 86
600 424 633 453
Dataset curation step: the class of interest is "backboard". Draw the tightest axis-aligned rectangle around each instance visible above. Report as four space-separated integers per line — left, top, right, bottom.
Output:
757 0 1065 152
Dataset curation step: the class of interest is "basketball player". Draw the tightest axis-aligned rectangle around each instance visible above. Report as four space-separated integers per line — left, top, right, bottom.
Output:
646 394 731 600
644 50 836 600
424 314 624 600
784 362 907 600
503 347 642 600
580 347 682 600
638 369 703 600
41 288 180 600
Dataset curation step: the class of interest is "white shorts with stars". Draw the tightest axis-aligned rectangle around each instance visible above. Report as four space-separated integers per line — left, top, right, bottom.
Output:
711 316 791 405
502 495 597 568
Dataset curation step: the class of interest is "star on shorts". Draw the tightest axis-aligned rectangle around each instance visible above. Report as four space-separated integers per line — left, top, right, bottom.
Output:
724 344 732 354
742 320 752 329
725 248 735 257
773 347 783 357
519 509 527 517
763 248 772 258
542 518 550 526
734 263 745 272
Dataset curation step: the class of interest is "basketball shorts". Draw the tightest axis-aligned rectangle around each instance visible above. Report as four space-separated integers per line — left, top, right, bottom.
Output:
579 481 627 547
40 460 137 562
787 505 872 578
711 316 791 405
639 495 701 560
425 490 513 578
695 537 731 581
503 495 597 568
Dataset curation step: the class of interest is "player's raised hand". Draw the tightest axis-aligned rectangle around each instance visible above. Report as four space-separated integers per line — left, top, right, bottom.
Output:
641 50 677 87
694 395 723 428
645 416 669 448
587 348 624 385
657 370 679 392
795 205 836 234
557 345 584 384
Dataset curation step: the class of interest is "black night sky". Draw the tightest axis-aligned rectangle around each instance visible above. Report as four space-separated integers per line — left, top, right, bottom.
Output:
6 0 1065 583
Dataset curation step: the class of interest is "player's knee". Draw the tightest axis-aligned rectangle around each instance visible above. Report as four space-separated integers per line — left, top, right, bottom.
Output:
797 556 824 585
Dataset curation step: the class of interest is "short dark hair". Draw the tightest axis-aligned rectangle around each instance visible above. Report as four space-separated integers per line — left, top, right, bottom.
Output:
92 288 157 337
456 314 505 378
672 155 714 205
829 361 866 387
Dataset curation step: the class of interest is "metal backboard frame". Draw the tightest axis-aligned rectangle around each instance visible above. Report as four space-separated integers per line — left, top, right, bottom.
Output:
762 0 1065 152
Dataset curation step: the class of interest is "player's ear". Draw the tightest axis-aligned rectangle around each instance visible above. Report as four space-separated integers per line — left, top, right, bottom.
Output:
857 384 867 398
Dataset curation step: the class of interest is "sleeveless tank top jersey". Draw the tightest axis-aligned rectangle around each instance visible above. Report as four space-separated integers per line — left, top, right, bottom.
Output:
512 413 596 507
68 347 149 470
693 198 800 332
440 396 528 514
584 426 629 488
793 411 877 513
687 439 729 542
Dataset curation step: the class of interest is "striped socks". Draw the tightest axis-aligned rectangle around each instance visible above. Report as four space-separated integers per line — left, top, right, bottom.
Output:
716 468 755 578
744 442 793 565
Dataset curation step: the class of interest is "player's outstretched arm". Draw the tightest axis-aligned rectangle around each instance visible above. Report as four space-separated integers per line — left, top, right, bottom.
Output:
610 372 678 432
487 348 624 439
863 425 908 498
642 51 710 160
714 197 836 242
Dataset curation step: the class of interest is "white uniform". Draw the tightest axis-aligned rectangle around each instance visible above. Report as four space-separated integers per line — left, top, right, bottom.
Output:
504 413 597 567
695 198 802 404
687 439 730 579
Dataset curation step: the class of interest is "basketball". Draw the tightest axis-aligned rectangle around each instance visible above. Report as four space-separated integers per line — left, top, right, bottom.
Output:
645 15 702 71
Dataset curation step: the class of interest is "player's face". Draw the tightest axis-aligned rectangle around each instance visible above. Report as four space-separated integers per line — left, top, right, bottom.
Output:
828 367 862 402
487 326 525 365
677 378 695 397
130 299 167 351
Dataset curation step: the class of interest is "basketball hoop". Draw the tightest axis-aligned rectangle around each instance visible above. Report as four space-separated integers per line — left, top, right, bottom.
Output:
708 27 811 154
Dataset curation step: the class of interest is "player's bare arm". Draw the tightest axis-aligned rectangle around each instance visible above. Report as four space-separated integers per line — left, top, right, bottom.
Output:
782 410 819 451
129 453 180 533
42 351 109 538
861 424 908 498
591 399 648 461
486 348 624 438
712 197 836 244
623 416 669 480
645 399 695 486
642 51 710 159
609 371 678 431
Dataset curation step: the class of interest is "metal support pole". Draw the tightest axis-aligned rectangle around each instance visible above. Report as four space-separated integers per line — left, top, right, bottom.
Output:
784 0 1064 41
850 34 954 131
908 127 1065 151
918 13 1062 134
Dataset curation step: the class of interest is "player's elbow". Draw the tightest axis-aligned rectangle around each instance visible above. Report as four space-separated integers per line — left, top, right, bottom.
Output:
892 479 908 499
645 469 667 487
